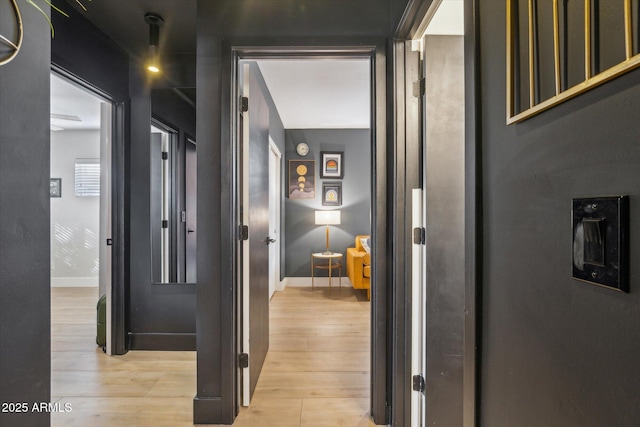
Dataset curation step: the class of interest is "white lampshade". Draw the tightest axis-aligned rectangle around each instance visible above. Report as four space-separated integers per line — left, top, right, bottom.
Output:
315 210 341 225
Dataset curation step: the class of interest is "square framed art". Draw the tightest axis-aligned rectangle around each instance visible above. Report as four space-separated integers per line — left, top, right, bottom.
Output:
320 151 344 179
50 178 62 198
322 182 342 206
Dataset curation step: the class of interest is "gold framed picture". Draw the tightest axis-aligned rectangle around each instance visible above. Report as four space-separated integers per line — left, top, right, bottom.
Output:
288 160 315 199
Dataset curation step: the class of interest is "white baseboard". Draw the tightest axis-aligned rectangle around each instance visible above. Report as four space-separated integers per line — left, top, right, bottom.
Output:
281 276 352 288
51 277 99 287
282 277 313 287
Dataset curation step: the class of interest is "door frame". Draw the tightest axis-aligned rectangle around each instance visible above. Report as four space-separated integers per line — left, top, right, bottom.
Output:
49 65 127 355
268 137 283 296
226 40 390 424
394 1 481 426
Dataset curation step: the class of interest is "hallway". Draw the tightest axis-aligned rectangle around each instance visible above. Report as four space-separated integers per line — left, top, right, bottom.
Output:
51 285 373 426
51 287 196 426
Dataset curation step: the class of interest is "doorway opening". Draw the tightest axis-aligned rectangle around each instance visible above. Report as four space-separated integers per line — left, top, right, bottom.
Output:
50 70 113 366
233 49 386 424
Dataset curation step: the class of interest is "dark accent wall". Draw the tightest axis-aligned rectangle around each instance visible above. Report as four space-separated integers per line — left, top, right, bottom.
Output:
479 3 640 426
284 129 372 277
247 62 286 153
0 5 51 427
51 5 129 101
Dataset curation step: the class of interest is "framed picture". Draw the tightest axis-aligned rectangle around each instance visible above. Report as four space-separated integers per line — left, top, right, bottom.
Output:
320 151 344 179
288 160 316 199
322 182 342 206
50 178 62 198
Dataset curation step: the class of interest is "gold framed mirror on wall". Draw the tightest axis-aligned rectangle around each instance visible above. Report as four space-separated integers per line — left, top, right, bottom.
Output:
506 0 640 124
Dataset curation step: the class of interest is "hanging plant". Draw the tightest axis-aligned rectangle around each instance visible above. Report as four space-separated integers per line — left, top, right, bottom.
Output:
0 0 90 66
25 0 91 37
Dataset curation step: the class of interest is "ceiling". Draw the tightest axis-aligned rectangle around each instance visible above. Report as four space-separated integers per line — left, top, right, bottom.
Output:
51 73 104 131
52 0 462 132
256 59 371 129
63 0 197 55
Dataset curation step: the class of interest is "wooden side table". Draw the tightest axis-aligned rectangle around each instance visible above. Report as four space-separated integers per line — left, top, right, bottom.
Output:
311 252 343 294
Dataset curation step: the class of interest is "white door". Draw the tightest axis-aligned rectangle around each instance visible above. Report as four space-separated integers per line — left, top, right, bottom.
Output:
411 189 427 427
268 139 282 299
99 102 113 355
185 139 197 283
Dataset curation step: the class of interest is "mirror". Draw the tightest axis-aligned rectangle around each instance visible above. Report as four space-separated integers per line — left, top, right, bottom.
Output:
150 88 196 284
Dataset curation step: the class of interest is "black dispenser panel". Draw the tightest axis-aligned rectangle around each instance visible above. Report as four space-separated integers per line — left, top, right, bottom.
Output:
572 196 629 292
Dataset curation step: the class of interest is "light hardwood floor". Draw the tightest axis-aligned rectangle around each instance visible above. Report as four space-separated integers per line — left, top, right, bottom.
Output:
51 284 374 426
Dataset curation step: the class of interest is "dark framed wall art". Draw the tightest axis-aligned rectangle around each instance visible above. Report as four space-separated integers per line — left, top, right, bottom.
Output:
288 159 316 199
322 182 342 206
50 178 62 198
320 151 344 179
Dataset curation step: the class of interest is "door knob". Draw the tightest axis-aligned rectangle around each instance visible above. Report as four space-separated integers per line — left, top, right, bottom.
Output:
266 236 276 244
187 229 195 233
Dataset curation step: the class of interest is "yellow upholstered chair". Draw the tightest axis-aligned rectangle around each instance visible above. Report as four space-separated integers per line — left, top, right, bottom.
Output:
346 235 371 300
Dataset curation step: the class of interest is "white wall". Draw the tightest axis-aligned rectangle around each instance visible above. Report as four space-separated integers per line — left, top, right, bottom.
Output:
50 130 100 286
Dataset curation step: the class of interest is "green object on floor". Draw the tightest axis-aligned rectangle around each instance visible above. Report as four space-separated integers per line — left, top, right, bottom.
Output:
96 294 106 348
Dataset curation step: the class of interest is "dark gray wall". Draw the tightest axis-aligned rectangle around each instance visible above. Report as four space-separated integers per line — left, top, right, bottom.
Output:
0 5 51 427
51 5 129 101
479 2 640 426
284 129 372 277
248 62 286 153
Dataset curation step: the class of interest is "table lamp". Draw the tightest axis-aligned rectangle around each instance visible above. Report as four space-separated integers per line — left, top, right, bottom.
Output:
315 210 341 254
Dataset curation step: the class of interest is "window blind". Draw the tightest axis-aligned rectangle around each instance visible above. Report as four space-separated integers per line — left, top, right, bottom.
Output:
75 158 100 197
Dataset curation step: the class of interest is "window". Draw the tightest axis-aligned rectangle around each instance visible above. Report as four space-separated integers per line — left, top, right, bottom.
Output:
74 158 100 197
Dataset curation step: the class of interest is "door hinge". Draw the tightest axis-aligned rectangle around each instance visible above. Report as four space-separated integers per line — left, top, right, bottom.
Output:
181 211 186 223
106 238 113 246
161 151 168 160
162 220 168 229
239 224 249 241
240 96 249 113
239 353 249 368
413 77 426 98
413 227 426 245
413 374 426 393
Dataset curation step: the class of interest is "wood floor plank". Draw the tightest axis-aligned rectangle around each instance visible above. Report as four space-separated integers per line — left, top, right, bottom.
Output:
300 398 378 427
51 285 374 426
255 371 370 399
270 334 370 352
233 397 303 427
51 370 163 397
264 350 369 372
51 397 198 427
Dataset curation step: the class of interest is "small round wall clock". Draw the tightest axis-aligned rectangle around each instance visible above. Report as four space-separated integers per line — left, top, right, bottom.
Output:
296 142 310 157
